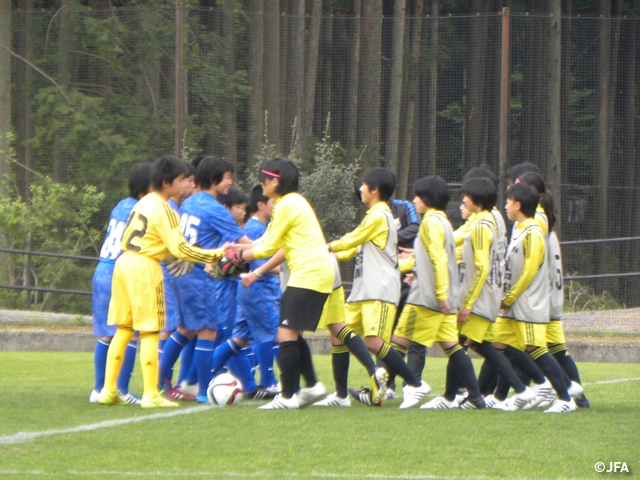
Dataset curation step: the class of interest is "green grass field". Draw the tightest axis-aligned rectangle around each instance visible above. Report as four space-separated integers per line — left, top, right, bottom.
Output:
1 353 639 479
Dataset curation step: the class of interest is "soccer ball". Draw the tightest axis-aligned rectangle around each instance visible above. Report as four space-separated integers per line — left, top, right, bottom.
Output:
207 373 242 407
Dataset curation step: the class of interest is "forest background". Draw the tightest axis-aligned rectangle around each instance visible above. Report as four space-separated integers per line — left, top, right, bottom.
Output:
0 0 638 316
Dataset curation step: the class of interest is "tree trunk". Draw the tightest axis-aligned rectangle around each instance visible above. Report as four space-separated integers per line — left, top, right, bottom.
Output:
247 1 264 170
560 0 571 224
345 0 361 151
16 0 34 201
358 0 382 160
544 0 562 236
285 0 305 155
263 0 281 151
222 4 237 164
424 0 438 178
396 0 423 199
300 0 322 154
384 0 405 175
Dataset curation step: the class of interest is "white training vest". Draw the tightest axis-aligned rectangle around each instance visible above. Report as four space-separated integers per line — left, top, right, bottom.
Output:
346 209 400 305
502 224 549 324
547 231 563 320
491 208 507 285
460 216 500 321
407 211 461 311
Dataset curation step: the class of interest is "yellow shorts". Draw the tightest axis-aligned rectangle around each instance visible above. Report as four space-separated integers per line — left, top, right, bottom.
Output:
317 287 346 329
495 317 547 350
108 251 166 332
394 304 458 348
460 313 495 344
546 319 566 345
344 300 396 343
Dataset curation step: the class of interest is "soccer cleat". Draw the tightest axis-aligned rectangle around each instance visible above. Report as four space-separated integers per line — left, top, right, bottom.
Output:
89 390 100 404
312 392 351 407
504 386 536 411
195 395 210 404
167 385 196 402
383 388 398 401
297 382 327 407
459 396 486 409
141 393 180 408
483 394 498 408
420 396 458 409
243 386 278 400
348 387 378 406
522 379 554 410
370 368 388 405
98 390 132 406
399 381 431 409
257 394 300 410
544 398 577 413
178 381 199 397
567 381 584 400
491 399 510 411
118 391 142 405
575 393 591 409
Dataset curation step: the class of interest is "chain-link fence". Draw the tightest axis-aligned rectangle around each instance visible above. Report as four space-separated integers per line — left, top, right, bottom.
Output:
0 6 639 330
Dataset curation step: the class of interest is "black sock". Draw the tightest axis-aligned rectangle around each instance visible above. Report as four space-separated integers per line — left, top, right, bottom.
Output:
445 345 481 400
377 343 419 387
529 347 571 401
278 341 300 399
444 358 459 401
549 344 582 384
494 374 510 401
504 345 546 384
297 336 317 387
331 345 350 398
472 342 526 393
337 326 376 376
477 359 498 396
407 342 427 381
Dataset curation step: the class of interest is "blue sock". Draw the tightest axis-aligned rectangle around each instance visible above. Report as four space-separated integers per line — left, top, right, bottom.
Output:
255 341 277 387
211 339 240 377
177 337 196 385
227 349 258 393
158 338 166 358
117 340 138 394
93 339 110 392
195 339 215 397
159 332 189 389
187 358 198 384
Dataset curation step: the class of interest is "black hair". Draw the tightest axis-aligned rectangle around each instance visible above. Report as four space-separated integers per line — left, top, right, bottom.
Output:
191 155 205 170
249 184 269 214
361 168 395 202
218 186 248 209
463 167 498 189
462 177 497 211
518 171 556 231
182 159 196 178
128 163 151 199
353 177 363 202
506 183 539 218
506 163 541 184
196 156 234 190
413 175 449 211
150 156 188 191
259 158 299 195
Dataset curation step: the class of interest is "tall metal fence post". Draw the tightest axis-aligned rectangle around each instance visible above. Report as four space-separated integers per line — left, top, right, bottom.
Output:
498 6 510 210
175 0 184 156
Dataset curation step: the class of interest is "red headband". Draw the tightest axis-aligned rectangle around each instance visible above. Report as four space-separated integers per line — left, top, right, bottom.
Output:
261 169 280 178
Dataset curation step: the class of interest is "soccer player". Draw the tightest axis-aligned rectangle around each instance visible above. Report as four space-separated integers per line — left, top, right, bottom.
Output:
392 176 485 410
329 168 429 409
228 157 334 410
159 157 254 403
494 182 576 413
451 177 535 410
98 155 226 408
90 163 151 405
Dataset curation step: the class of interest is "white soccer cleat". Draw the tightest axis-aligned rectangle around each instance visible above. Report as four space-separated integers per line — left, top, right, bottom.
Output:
522 379 554 410
118 391 142 405
567 381 584 400
258 393 300 410
399 381 431 409
420 395 458 409
544 398 577 413
178 381 199 397
383 388 398 401
297 382 327 407
370 368 389 405
504 386 536 411
483 394 498 408
312 392 351 407
89 390 100 404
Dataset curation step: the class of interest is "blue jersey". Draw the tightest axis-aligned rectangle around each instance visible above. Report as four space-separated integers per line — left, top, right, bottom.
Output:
97 197 138 265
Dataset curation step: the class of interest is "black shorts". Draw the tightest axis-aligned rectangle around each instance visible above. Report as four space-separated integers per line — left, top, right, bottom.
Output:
279 287 329 332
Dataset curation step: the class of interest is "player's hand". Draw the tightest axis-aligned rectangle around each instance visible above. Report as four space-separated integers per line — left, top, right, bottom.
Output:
241 272 259 288
167 259 194 278
457 307 470 325
500 301 509 311
439 299 452 315
228 250 245 265
399 246 414 254
220 242 235 256
403 273 414 286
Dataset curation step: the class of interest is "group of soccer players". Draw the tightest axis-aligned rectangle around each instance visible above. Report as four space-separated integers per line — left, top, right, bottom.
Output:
91 154 587 412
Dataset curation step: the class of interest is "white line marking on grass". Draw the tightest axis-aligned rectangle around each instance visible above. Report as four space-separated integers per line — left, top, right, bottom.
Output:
582 377 640 386
0 405 211 446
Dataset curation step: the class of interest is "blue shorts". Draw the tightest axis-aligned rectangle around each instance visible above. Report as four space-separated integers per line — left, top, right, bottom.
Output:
233 278 280 343
161 263 182 332
215 279 238 342
175 267 218 331
92 262 117 337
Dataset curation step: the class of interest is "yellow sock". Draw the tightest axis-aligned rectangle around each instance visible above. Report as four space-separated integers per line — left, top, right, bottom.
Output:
103 327 134 394
139 331 160 398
